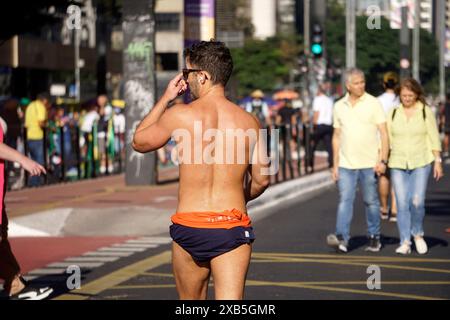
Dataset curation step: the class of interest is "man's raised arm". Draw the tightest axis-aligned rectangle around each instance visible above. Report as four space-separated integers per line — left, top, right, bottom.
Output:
132 73 187 153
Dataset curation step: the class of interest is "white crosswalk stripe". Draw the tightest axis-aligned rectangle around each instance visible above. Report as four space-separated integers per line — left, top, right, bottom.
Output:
98 247 147 252
83 251 134 257
134 237 172 244
47 262 104 268
28 268 67 275
112 243 159 249
65 256 120 263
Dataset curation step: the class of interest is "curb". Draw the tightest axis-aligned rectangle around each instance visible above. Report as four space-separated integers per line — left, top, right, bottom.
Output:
248 170 334 222
9 171 334 237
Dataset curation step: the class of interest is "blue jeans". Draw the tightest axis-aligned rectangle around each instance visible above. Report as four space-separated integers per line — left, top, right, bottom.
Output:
391 164 431 244
27 139 44 187
336 168 380 243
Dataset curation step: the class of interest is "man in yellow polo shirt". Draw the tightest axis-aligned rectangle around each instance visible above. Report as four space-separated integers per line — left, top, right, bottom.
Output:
25 93 49 186
326 68 389 253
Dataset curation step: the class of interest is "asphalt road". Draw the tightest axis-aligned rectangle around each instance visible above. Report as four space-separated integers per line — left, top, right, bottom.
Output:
39 162 450 300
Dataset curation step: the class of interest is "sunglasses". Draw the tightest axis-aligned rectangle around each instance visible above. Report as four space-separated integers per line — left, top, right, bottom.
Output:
182 68 202 80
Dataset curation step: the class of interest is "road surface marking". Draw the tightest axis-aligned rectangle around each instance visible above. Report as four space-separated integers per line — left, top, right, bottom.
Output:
251 254 450 274
28 268 67 275
65 256 120 263
98 247 146 252
253 253 450 263
53 250 171 300
132 237 172 244
112 243 159 249
83 251 134 257
47 262 105 268
244 280 446 300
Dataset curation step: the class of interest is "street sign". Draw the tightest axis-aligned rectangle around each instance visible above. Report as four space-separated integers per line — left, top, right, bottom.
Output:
50 84 66 96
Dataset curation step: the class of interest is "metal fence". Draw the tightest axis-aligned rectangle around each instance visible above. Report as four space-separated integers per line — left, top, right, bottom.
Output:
6 122 324 189
6 122 125 190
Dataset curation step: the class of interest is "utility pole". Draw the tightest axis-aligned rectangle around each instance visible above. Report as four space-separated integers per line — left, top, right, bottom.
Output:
438 0 446 102
412 0 420 81
304 0 310 57
400 5 411 78
96 0 108 95
123 0 157 185
74 23 81 101
303 0 312 110
346 0 356 69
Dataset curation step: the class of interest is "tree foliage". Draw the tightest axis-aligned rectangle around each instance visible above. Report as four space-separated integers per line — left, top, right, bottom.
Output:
325 0 440 95
231 34 302 97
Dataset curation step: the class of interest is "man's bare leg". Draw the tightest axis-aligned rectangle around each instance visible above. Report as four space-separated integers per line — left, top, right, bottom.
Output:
172 242 211 300
210 244 252 300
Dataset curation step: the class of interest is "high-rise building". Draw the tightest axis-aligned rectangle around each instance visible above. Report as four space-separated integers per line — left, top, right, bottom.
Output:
216 0 252 48
251 0 276 39
389 0 433 32
277 0 297 35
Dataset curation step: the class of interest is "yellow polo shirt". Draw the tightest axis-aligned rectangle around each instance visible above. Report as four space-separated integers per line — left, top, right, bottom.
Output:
333 93 386 169
387 102 441 170
25 100 47 140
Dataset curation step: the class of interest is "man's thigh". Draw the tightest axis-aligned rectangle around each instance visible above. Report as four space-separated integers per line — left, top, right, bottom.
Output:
359 169 379 202
210 243 252 300
338 168 358 200
172 242 211 300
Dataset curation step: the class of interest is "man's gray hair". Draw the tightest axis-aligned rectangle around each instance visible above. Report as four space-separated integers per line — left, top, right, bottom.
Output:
344 68 365 84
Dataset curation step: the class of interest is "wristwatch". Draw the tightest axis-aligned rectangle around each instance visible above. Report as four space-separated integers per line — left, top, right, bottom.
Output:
380 160 388 166
435 157 442 163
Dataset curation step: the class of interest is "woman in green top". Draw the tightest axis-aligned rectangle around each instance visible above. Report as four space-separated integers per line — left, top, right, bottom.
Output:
387 78 444 255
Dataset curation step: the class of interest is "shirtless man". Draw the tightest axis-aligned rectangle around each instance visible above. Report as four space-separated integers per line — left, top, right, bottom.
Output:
132 41 270 300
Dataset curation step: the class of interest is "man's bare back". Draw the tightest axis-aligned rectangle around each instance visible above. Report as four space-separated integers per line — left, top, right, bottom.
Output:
175 95 260 214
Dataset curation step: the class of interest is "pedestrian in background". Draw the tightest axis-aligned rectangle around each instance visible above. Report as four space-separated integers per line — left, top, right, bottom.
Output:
387 78 443 255
441 93 450 159
377 72 400 222
24 93 50 187
245 90 272 128
327 68 389 253
311 84 334 169
0 124 53 299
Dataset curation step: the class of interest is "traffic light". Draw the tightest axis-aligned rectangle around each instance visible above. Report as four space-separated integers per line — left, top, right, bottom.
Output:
311 23 323 58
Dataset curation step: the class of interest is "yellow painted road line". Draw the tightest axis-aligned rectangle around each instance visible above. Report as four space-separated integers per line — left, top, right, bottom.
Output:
141 272 174 278
112 284 177 290
245 280 447 300
53 250 172 300
253 253 450 263
252 281 450 286
251 256 450 274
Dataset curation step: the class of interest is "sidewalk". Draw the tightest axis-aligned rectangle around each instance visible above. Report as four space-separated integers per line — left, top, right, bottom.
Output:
5 155 331 237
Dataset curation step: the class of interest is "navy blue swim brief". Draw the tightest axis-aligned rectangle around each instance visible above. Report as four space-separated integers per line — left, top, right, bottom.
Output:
169 224 255 262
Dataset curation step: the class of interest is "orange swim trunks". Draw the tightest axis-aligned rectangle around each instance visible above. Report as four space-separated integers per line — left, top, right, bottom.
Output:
171 208 252 229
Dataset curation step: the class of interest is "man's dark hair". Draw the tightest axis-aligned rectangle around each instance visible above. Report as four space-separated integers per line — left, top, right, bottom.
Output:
384 79 397 90
184 40 233 87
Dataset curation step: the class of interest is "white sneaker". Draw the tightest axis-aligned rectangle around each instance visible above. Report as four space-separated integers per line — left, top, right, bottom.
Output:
414 236 428 255
395 242 411 255
327 234 348 253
